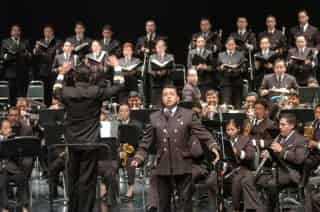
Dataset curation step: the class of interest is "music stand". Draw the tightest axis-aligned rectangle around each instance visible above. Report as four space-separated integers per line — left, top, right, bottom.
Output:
298 87 320 104
39 109 65 127
118 125 141 148
0 137 41 210
280 108 314 131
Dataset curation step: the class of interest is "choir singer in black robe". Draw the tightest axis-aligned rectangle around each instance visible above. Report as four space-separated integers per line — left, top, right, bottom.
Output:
53 65 123 212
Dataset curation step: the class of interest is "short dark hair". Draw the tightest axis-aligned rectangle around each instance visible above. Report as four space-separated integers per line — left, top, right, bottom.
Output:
298 9 308 16
75 21 85 28
74 65 91 83
280 113 297 127
162 84 177 93
43 24 55 31
254 99 269 110
315 104 320 111
274 58 286 66
102 24 112 31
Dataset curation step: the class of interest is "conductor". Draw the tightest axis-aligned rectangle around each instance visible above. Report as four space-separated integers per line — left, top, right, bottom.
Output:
53 65 123 212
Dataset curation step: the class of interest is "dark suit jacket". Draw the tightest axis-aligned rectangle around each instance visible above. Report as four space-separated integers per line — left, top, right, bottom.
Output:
0 38 31 79
54 81 122 144
217 50 246 86
135 33 160 57
232 135 256 173
100 38 121 57
66 35 92 59
182 83 201 103
190 31 222 54
289 24 320 50
272 132 307 184
34 38 63 77
258 30 287 53
248 118 277 141
287 47 316 86
187 48 214 85
149 53 174 87
229 30 257 52
254 50 277 75
135 107 218 176
259 73 299 98
118 57 141 92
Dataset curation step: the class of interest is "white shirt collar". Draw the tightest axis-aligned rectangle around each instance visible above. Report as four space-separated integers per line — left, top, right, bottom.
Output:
164 105 178 116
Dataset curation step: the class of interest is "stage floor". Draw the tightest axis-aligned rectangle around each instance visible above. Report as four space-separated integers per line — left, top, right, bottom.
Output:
12 170 304 212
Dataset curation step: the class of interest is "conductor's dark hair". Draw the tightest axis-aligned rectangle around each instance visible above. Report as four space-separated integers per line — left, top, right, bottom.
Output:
280 113 297 127
254 99 269 110
74 65 91 83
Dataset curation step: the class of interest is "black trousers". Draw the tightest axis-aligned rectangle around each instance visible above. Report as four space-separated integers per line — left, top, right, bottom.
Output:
241 169 296 212
40 74 55 106
8 78 29 106
68 149 97 212
157 174 193 212
221 85 242 108
0 171 28 210
98 160 119 206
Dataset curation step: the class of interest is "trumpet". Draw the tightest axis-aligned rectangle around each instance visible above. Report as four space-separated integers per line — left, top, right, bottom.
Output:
243 120 253 136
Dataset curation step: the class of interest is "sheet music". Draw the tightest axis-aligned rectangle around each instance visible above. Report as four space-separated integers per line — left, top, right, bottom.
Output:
100 121 111 138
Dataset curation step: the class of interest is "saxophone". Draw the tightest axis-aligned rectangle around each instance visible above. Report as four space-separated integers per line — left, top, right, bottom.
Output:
120 143 135 167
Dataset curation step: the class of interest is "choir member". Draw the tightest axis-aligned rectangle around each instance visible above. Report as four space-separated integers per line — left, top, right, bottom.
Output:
109 42 141 103
66 21 92 59
189 18 222 54
100 24 121 57
33 25 62 106
259 59 299 100
127 91 143 110
187 36 215 96
148 39 174 106
288 9 320 50
287 35 317 86
229 16 257 53
258 15 287 55
135 20 160 57
84 40 110 85
52 41 79 86
0 25 32 106
254 36 277 90
217 37 246 108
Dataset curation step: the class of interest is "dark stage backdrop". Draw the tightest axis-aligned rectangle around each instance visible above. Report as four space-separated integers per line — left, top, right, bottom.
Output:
0 0 319 63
